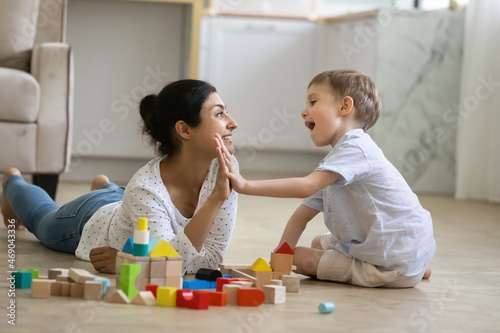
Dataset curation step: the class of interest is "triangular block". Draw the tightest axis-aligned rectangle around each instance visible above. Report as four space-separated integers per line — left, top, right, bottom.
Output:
148 237 159 253
122 237 134 254
250 258 272 272
149 240 181 258
274 241 295 255
131 291 156 306
108 289 130 304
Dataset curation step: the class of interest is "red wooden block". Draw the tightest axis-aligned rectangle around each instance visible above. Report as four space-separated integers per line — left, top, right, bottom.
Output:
216 277 237 292
209 291 227 306
145 284 159 298
237 288 265 307
176 289 210 310
274 241 295 255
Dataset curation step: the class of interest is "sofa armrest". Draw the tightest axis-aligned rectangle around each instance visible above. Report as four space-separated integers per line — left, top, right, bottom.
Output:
31 42 73 173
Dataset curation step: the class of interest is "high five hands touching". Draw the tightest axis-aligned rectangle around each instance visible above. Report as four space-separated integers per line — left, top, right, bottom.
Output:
215 134 247 193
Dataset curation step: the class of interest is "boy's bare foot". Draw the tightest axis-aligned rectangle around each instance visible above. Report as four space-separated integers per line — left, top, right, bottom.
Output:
423 267 431 279
91 175 110 191
2 168 25 230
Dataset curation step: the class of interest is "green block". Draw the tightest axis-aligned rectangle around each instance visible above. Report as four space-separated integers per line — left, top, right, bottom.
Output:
120 263 141 277
20 268 39 280
133 243 149 257
13 271 32 289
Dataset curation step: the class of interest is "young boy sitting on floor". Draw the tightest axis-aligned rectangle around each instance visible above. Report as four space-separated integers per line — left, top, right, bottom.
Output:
216 69 436 288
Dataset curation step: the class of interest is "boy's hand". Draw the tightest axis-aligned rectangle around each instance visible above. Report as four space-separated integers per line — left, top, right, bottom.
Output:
89 246 118 274
215 134 247 193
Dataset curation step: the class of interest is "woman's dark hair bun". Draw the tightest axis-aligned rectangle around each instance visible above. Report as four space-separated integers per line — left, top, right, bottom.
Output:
139 94 157 122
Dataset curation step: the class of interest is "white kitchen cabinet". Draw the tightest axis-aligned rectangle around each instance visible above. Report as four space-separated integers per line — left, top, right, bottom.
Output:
199 16 324 158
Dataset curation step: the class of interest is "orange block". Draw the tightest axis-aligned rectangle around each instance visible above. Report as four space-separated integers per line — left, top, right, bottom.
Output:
237 287 265 307
209 291 227 306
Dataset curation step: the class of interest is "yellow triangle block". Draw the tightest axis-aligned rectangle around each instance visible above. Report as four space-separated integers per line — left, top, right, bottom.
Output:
148 240 181 258
250 257 272 272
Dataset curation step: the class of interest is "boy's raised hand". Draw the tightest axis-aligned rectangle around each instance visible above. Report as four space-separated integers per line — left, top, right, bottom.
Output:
215 134 247 192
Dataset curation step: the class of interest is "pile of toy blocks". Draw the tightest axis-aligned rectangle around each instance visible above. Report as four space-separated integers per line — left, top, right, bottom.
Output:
11 268 111 300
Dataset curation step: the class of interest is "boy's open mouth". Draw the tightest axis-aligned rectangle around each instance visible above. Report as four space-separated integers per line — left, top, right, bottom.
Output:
305 121 315 131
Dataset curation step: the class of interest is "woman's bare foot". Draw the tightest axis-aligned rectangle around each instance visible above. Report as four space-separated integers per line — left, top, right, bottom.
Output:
423 267 431 279
91 175 110 191
2 168 25 229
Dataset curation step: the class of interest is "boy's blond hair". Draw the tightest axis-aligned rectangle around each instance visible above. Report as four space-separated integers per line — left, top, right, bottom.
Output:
309 69 382 131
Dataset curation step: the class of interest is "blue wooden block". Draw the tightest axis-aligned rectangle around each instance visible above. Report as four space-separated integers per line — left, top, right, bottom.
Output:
122 237 134 254
148 237 159 253
13 271 32 289
93 277 111 295
318 302 335 314
182 279 211 290
210 281 217 289
222 274 231 278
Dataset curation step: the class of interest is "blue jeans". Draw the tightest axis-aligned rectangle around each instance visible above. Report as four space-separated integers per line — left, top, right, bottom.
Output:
4 175 124 254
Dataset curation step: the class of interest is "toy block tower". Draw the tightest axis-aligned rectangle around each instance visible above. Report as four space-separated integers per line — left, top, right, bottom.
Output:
270 241 294 279
133 217 150 257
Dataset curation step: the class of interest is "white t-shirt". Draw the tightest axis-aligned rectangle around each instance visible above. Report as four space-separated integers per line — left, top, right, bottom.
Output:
75 157 238 274
303 129 436 276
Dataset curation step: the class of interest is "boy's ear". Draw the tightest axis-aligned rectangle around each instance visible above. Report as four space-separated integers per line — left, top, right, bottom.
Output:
175 120 191 140
340 96 354 116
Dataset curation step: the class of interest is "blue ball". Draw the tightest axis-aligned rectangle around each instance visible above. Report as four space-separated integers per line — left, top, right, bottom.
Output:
318 302 335 314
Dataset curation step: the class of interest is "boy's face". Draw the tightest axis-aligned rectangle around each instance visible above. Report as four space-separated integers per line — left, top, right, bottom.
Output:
301 83 345 147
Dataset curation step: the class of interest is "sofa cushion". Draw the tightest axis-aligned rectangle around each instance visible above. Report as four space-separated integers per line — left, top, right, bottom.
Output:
0 67 40 122
0 0 40 71
0 122 37 172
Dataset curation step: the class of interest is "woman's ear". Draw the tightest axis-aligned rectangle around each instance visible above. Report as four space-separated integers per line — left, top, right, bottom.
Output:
340 96 354 116
175 120 191 140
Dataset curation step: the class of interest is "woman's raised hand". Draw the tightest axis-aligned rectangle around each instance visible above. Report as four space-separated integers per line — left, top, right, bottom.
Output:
215 134 247 193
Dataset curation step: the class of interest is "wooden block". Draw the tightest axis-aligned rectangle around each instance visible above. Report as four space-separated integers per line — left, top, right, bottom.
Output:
145 284 159 298
31 279 53 299
150 278 166 286
263 285 286 304
14 271 32 289
93 277 110 295
246 269 273 289
216 277 239 292
84 281 103 300
156 287 177 307
150 257 166 278
134 277 149 291
270 279 283 286
282 274 300 293
131 291 156 306
103 287 118 302
60 281 71 296
56 275 70 282
108 289 130 304
149 240 181 258
222 284 241 305
209 291 227 306
70 283 84 298
231 269 257 288
250 258 272 272
195 268 222 281
68 268 95 284
218 263 251 275
270 252 293 273
165 277 183 289
132 257 151 278
230 280 253 288
48 268 69 280
237 287 265 307
165 260 182 278
274 241 295 254
50 281 63 296
176 290 209 310
272 271 284 280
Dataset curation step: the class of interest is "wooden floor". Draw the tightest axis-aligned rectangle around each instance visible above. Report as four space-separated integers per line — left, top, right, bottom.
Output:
1 178 500 333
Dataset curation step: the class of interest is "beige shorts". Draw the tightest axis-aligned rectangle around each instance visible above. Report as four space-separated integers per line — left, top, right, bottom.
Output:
317 233 426 288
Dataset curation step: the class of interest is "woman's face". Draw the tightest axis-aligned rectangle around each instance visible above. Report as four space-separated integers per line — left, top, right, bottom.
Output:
190 92 238 156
